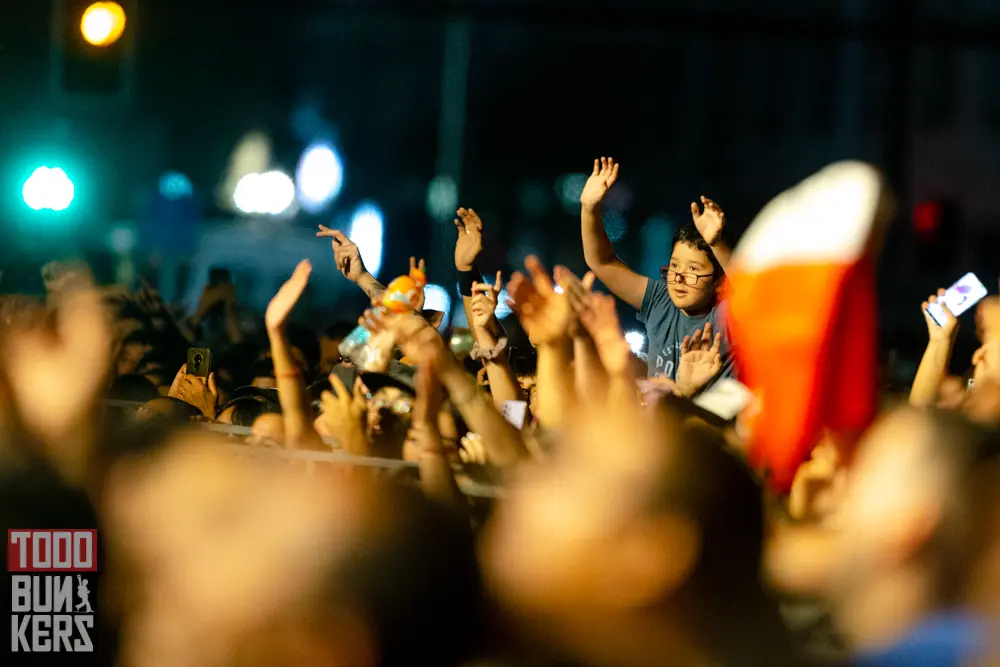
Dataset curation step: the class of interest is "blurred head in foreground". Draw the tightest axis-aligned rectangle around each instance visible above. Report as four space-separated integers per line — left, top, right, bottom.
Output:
830 407 1000 652
482 403 792 667
104 428 482 667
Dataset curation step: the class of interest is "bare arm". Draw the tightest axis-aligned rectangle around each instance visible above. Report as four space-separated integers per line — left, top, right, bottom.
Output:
266 261 325 451
580 158 648 310
910 291 957 408
469 274 523 409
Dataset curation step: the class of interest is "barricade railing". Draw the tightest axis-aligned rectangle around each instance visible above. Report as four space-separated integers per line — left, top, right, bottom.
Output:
104 399 503 499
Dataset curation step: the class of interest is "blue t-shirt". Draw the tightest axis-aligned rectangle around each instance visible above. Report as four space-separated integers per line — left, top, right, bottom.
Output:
851 612 990 667
637 278 734 381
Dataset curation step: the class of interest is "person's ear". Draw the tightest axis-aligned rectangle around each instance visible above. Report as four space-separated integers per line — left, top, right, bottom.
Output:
599 514 701 610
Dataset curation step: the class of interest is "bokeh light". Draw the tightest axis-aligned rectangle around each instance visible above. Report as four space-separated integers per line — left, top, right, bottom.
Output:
625 330 646 355
159 172 193 200
295 143 344 213
423 284 452 329
22 167 75 212
233 171 295 216
80 2 127 47
109 224 137 254
348 202 385 278
426 175 458 221
555 173 587 214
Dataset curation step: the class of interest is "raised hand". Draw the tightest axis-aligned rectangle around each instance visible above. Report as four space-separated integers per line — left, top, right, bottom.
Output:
265 260 311 332
554 266 597 339
470 271 502 330
454 208 484 272
580 157 620 209
322 373 368 454
168 364 220 418
690 195 726 246
2 272 113 477
507 256 574 346
578 293 631 375
922 289 958 342
317 226 367 282
676 322 723 395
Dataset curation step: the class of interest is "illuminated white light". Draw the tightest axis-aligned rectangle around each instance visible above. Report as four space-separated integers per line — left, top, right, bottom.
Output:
348 202 384 278
423 284 452 329
23 167 75 212
159 172 193 200
233 171 295 215
553 285 564 294
296 143 344 212
625 330 646 355
426 175 458 221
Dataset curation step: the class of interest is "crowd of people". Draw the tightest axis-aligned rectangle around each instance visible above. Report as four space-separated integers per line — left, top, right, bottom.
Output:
3 156 1000 667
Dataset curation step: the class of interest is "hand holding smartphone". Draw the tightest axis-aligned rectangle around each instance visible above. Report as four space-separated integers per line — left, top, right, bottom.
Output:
926 272 989 327
187 348 212 378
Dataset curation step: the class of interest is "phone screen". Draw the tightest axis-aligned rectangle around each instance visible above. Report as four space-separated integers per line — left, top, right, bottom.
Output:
501 400 528 430
926 272 989 327
692 379 754 422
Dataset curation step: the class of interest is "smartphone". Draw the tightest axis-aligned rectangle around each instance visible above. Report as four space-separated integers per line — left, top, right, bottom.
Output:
187 347 212 378
926 272 989 327
692 378 754 422
209 268 232 286
501 400 529 430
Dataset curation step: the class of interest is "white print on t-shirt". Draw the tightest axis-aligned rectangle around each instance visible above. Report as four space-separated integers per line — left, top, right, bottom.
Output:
653 342 684 378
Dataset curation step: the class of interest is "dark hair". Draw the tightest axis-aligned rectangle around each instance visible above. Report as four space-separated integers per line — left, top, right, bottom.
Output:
248 358 275 380
323 484 483 667
141 397 204 423
672 223 723 279
122 329 153 347
323 321 356 340
217 396 281 426
108 374 161 403
286 322 320 372
508 347 537 377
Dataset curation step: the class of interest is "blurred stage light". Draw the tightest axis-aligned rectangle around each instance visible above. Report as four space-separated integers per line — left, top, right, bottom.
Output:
295 143 343 213
426 176 458 221
22 167 75 212
109 224 137 254
423 284 452 329
233 171 295 216
625 330 646 355
555 173 587 214
80 2 127 47
348 202 384 278
159 172 193 200
603 210 628 242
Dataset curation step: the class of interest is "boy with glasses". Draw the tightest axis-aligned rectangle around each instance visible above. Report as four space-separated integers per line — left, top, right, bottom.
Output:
580 157 733 382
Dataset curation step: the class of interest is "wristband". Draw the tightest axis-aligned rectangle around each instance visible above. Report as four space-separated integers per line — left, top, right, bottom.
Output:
470 337 508 362
457 266 481 297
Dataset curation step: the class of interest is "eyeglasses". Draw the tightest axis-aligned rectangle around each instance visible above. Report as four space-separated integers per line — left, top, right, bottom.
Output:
660 267 715 286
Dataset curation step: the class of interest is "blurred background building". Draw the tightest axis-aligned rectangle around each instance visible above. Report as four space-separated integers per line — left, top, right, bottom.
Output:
1 0 999 357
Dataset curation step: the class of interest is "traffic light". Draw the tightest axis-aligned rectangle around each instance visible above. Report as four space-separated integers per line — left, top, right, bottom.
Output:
51 0 133 102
